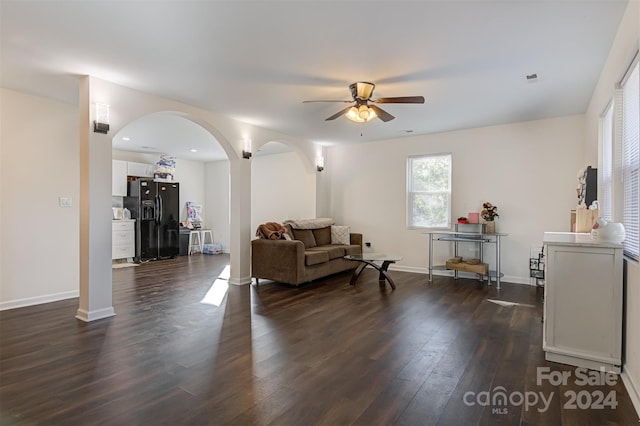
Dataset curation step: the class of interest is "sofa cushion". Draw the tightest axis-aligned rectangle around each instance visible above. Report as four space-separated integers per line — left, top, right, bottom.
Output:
307 245 346 260
331 225 351 245
305 250 329 266
292 228 317 248
312 226 332 246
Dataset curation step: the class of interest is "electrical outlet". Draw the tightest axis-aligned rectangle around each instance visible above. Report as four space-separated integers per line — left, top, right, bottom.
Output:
59 197 72 207
365 242 371 247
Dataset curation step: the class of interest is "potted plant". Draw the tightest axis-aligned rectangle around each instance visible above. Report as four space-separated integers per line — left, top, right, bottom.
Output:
481 202 499 234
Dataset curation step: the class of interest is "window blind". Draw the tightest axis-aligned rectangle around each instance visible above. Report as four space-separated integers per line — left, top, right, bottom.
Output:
621 60 639 260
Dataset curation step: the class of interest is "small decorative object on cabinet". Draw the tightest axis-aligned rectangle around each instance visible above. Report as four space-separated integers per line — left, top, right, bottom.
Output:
576 166 597 208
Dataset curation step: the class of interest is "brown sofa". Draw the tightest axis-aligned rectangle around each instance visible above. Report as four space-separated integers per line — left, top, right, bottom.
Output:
251 223 362 286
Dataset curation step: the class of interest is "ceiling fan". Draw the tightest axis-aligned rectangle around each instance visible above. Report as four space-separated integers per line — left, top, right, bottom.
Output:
303 81 425 122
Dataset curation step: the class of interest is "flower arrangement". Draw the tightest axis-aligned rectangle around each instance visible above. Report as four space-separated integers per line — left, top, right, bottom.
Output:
481 202 499 222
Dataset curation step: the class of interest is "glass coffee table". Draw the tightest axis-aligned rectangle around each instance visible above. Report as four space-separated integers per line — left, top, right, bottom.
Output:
344 253 402 289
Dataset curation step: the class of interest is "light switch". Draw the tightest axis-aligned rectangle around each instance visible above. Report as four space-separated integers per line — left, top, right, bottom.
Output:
59 197 72 207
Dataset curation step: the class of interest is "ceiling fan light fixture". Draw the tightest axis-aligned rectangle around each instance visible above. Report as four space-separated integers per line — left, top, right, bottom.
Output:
355 82 375 100
346 105 377 123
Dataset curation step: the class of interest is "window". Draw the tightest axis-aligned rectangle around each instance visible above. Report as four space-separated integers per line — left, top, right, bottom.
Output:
407 153 451 228
621 58 639 260
602 54 639 260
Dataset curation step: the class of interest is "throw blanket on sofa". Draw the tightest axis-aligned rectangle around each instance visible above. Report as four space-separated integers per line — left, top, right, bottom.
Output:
283 218 335 229
256 222 288 240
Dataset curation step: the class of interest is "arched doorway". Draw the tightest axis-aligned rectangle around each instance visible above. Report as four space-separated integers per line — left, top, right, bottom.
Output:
110 112 232 261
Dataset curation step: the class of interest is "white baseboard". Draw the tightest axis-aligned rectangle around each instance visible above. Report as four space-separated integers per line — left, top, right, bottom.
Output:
388 264 533 286
0 290 79 311
622 369 640 419
228 276 252 286
75 307 116 322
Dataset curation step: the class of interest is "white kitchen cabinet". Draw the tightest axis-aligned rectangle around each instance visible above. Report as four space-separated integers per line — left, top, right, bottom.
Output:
112 220 135 260
127 161 154 178
112 160 128 196
543 232 623 373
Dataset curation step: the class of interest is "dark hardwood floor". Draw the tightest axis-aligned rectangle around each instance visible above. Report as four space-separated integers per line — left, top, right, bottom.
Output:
1 254 638 426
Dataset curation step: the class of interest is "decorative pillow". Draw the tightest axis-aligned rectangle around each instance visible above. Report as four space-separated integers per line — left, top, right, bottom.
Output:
292 228 317 248
331 225 350 245
312 226 332 246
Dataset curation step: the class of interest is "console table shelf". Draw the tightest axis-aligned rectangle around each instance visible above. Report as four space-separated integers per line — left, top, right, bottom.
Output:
425 228 507 289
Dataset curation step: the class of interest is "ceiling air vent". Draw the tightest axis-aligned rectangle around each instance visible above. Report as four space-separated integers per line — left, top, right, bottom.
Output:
526 73 539 82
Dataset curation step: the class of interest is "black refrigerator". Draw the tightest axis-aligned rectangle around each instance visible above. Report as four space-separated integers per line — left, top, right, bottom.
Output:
124 179 180 262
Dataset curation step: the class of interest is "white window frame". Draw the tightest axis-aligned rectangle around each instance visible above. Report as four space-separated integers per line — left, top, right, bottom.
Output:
603 52 640 261
407 153 452 229
599 100 614 221
618 56 639 261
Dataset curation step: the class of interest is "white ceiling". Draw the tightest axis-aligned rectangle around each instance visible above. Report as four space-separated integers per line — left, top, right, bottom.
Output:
0 1 629 162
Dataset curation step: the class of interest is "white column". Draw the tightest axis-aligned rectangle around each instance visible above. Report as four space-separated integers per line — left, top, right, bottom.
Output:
76 76 115 322
228 157 252 285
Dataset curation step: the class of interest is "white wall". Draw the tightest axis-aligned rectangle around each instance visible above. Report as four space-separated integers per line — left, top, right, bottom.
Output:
204 160 230 251
327 115 585 283
203 151 316 252
584 0 640 416
0 89 79 308
250 151 316 234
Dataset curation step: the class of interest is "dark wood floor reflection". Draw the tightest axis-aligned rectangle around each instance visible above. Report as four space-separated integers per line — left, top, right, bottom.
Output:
1 254 637 425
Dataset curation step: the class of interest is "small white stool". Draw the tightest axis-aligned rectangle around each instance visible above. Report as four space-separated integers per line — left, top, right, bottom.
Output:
200 229 214 251
188 230 202 255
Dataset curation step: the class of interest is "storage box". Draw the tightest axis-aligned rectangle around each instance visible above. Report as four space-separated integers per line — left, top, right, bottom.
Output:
445 259 488 275
203 243 223 254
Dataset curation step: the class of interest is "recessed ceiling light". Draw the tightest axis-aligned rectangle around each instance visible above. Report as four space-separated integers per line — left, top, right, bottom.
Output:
140 146 156 150
121 136 131 141
190 149 198 153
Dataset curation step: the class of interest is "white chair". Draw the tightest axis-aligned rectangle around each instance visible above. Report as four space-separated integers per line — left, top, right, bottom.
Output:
188 230 202 255
200 229 214 251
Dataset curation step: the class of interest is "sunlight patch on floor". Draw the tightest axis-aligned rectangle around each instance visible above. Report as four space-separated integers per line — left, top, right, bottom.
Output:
487 299 535 308
200 264 231 306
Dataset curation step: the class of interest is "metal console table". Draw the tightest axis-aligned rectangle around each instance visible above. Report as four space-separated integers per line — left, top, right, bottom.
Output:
425 229 508 289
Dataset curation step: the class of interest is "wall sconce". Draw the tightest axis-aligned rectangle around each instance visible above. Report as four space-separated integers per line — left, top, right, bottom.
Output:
316 156 325 172
93 103 110 134
242 139 252 159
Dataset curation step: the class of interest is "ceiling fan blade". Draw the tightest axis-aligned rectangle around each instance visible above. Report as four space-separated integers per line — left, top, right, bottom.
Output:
302 100 353 103
368 104 395 122
372 96 425 104
325 106 354 121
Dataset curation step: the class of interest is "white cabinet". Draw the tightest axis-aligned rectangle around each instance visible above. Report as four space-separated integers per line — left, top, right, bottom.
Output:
112 220 135 260
112 160 155 196
543 232 623 373
112 160 128 196
127 161 154 178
